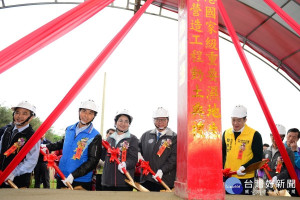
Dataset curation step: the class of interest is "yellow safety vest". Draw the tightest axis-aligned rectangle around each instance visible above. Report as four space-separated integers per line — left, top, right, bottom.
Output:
224 124 256 179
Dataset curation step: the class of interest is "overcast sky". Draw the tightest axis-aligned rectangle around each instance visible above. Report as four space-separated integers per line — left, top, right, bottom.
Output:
0 4 300 146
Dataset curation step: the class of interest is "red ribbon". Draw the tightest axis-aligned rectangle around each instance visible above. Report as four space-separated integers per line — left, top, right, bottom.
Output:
0 0 114 74
275 159 283 173
107 147 121 164
3 144 18 157
140 160 154 176
260 159 271 172
121 149 127 162
0 0 154 185
218 0 300 195
260 159 273 180
40 148 66 180
222 168 236 177
102 141 120 164
102 141 129 174
139 159 163 183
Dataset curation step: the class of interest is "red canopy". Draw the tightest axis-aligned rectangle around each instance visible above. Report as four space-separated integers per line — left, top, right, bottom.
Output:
154 0 300 86
0 0 299 85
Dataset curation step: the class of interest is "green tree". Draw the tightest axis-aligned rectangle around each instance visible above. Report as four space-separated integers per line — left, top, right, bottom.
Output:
0 105 62 142
0 106 13 127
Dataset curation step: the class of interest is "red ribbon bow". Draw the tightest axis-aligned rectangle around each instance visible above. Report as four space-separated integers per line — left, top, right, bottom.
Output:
222 168 236 177
139 160 154 176
102 141 121 164
40 148 65 178
107 147 121 164
260 158 271 171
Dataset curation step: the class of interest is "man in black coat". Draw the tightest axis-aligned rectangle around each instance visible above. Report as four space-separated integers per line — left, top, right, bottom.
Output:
34 134 51 188
139 107 177 191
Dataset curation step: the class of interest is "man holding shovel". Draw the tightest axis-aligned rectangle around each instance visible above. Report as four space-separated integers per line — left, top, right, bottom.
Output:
264 124 295 195
43 100 102 190
222 105 263 195
0 101 40 188
138 107 177 191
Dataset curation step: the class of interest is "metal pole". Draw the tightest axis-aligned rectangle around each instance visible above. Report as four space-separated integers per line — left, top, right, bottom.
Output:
100 72 107 136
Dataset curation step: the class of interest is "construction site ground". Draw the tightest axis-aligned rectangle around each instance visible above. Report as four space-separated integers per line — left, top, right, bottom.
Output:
0 189 293 200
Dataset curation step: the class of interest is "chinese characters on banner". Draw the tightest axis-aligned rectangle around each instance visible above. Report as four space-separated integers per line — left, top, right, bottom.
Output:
176 0 224 199
188 0 220 143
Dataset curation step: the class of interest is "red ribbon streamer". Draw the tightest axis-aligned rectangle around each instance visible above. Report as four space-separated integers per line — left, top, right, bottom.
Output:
0 0 114 74
3 144 18 157
0 0 154 185
218 0 300 195
264 0 300 36
121 149 127 162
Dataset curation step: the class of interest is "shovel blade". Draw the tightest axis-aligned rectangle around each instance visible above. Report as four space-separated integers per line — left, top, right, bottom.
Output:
267 189 291 197
124 179 149 192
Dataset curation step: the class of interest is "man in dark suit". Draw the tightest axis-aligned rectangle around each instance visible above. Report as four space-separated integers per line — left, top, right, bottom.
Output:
34 134 51 188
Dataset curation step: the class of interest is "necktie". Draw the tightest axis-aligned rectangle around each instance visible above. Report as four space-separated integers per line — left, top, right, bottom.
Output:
157 132 161 141
11 129 19 139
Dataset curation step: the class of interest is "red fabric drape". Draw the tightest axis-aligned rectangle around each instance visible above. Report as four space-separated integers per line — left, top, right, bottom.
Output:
0 0 154 185
0 0 114 74
218 0 300 195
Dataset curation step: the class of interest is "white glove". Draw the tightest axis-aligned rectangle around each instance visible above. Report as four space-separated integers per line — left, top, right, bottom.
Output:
118 162 126 174
62 174 74 186
270 176 277 188
99 159 105 167
40 146 48 154
138 152 144 161
41 144 47 148
236 166 246 176
152 169 163 182
5 173 15 182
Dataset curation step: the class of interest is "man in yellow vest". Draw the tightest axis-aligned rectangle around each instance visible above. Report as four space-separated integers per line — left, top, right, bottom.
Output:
222 105 263 195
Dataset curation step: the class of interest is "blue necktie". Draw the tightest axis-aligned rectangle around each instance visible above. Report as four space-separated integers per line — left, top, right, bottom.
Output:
157 132 161 141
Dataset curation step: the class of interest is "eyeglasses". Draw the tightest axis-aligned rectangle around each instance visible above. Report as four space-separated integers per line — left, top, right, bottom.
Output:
154 118 168 122
270 134 285 140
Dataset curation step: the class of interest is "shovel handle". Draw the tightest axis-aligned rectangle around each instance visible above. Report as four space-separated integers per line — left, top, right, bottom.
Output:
52 164 73 190
156 177 171 192
7 179 18 189
65 181 74 190
124 171 135 184
263 168 279 195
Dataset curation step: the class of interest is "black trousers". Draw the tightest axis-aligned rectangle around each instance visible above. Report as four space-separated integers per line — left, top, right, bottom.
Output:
141 180 167 192
0 173 31 188
34 162 50 188
95 174 102 191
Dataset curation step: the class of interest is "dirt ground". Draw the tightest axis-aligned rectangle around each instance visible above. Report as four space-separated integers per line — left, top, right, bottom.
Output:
0 189 292 200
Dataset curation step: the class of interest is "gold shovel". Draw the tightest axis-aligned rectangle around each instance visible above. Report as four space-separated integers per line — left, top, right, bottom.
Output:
124 179 149 192
243 160 268 173
262 165 291 197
